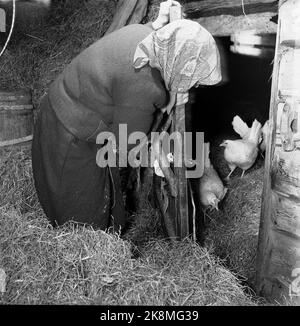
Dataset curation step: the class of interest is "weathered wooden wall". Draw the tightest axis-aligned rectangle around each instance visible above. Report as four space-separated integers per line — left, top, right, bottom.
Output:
256 0 300 304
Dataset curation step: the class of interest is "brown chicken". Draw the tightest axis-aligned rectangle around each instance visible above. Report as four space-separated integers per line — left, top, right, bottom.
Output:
198 142 227 211
220 115 262 180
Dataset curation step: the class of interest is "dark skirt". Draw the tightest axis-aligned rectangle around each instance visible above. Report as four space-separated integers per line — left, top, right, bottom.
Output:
31 95 126 231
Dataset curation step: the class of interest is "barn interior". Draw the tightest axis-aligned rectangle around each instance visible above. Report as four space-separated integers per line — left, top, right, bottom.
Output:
0 0 287 306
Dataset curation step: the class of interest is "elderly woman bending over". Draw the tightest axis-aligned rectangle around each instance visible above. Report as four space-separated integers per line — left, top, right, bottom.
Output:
32 0 221 231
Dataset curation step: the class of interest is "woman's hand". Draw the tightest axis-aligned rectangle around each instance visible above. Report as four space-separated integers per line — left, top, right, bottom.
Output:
152 0 182 31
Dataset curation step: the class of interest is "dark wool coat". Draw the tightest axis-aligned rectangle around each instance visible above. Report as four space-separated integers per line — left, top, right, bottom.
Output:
32 23 167 230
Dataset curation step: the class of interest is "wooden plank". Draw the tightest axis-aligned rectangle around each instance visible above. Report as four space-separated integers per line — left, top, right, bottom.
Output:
193 12 277 36
184 0 278 18
181 0 278 36
256 0 300 304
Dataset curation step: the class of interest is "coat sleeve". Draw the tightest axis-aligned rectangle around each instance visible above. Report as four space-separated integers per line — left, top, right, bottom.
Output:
111 103 156 153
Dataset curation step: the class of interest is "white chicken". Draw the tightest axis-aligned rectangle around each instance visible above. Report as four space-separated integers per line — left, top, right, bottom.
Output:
198 142 227 211
220 115 262 180
229 116 270 154
259 119 270 153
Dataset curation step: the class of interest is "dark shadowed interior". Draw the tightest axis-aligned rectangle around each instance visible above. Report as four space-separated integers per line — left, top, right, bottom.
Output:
188 36 273 142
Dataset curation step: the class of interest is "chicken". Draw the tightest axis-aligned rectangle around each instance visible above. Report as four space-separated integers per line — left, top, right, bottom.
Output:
220 115 262 180
230 115 270 154
259 119 270 153
230 115 251 139
198 142 227 211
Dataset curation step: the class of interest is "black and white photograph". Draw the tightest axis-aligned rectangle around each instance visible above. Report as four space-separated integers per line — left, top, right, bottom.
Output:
0 0 299 312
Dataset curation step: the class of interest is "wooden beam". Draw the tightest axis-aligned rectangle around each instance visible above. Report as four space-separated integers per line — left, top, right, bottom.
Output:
184 0 278 18
181 0 278 36
194 12 277 36
105 0 148 35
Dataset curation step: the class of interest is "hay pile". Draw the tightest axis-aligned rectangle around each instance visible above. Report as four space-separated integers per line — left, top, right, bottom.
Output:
0 206 256 305
0 145 257 305
205 134 264 289
0 0 261 305
0 0 118 108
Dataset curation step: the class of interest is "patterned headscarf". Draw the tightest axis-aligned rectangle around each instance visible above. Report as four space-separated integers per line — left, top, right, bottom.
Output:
133 19 222 94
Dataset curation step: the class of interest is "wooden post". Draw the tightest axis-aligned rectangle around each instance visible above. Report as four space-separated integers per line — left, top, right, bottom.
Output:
256 0 300 304
171 104 190 239
169 5 191 240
